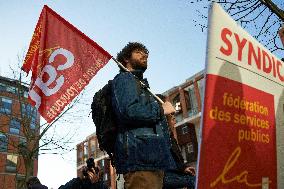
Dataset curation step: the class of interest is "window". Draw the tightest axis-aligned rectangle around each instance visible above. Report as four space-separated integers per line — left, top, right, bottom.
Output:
30 122 36 130
186 143 194 153
90 140 96 155
0 83 6 91
181 146 187 162
6 154 18 173
31 111 37 129
21 103 37 129
172 95 181 113
19 137 27 147
77 149 84 166
24 91 29 98
10 119 21 135
104 173 108 181
197 78 204 104
21 103 37 117
18 89 29 98
0 83 17 94
0 97 12 114
185 85 198 117
182 125 188 134
181 143 194 163
0 133 8 152
79 151 83 158
6 86 17 94
172 94 183 123
21 103 32 116
84 142 88 160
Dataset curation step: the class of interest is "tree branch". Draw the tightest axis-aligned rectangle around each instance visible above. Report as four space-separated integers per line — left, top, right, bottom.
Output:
260 0 284 21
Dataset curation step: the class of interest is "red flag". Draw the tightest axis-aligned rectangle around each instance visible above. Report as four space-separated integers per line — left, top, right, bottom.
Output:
22 5 112 123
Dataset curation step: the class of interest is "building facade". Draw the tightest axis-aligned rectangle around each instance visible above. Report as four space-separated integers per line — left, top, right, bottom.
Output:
76 70 205 189
163 70 204 167
0 76 40 189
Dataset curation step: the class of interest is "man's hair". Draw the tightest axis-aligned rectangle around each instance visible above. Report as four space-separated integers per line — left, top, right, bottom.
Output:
116 42 149 66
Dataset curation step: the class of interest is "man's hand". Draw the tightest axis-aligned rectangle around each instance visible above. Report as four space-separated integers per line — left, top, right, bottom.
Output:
87 168 100 184
162 101 175 115
79 166 100 184
184 166 196 176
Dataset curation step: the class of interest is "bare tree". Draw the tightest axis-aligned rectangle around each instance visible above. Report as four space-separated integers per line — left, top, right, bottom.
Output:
190 0 284 55
0 55 84 188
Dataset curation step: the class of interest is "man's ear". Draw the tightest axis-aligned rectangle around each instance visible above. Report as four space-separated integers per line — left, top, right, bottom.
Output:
124 58 133 70
124 58 129 64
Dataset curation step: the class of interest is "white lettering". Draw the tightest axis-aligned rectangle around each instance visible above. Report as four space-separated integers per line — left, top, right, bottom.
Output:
35 65 64 96
31 48 75 109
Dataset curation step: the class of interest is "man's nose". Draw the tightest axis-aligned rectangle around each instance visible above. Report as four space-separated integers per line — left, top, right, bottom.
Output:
141 52 147 57
142 53 148 60
138 51 148 58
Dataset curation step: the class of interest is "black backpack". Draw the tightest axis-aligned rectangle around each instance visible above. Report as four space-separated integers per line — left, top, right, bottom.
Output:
91 80 116 165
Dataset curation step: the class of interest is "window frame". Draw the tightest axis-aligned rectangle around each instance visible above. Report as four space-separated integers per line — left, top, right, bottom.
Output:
0 132 8 152
182 125 189 134
0 97 13 114
9 118 21 135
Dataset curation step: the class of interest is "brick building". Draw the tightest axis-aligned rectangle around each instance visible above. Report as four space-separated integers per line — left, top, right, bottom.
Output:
163 70 204 166
0 76 40 189
76 70 205 188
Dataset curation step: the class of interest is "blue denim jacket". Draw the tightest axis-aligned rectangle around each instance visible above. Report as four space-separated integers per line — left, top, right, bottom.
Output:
111 70 176 174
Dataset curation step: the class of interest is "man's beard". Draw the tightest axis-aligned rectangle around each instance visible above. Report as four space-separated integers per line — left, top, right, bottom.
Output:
131 59 147 72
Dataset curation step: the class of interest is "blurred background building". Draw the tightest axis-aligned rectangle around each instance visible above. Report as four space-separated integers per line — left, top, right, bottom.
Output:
0 76 40 189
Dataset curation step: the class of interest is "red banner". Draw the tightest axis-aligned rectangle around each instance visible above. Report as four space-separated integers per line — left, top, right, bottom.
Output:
22 5 112 123
197 74 277 189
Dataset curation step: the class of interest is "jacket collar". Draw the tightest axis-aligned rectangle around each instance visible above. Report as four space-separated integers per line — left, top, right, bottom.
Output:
130 69 144 79
120 69 144 80
131 70 150 88
120 69 149 88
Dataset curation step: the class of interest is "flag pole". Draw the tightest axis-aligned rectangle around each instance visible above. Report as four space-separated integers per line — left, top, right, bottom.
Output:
111 57 164 104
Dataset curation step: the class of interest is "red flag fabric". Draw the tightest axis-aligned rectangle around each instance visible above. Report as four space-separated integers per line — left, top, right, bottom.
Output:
22 5 112 123
22 8 44 79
